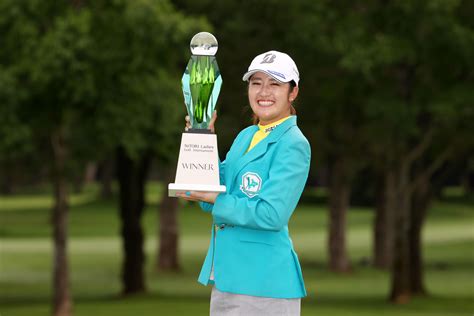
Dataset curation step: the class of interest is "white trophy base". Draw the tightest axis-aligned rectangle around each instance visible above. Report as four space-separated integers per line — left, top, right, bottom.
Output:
168 183 226 197
168 132 226 197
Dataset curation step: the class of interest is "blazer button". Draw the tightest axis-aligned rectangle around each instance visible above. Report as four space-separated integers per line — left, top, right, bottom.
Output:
219 224 226 230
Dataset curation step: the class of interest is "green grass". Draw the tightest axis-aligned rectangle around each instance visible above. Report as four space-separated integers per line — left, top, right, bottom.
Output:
1 184 473 315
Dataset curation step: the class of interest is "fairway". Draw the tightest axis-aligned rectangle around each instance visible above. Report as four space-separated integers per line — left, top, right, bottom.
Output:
0 185 473 316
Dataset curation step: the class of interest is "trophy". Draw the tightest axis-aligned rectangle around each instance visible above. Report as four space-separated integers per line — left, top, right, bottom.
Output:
168 32 226 197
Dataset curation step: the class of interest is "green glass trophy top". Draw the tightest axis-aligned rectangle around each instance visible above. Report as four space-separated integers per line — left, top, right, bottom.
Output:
182 32 222 131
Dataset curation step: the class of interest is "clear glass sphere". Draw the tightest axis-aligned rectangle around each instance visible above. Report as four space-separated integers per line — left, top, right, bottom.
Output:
190 32 218 56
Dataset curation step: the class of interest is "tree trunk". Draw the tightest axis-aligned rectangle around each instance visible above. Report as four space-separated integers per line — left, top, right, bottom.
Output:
409 177 430 296
0 162 15 195
51 128 72 316
389 162 412 303
72 161 97 193
390 63 418 304
460 166 473 196
328 158 351 272
156 168 180 271
100 156 115 199
116 147 151 295
373 169 395 269
83 161 97 184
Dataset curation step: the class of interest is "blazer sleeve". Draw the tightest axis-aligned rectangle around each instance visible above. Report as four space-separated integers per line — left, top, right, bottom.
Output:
199 159 226 212
211 139 311 231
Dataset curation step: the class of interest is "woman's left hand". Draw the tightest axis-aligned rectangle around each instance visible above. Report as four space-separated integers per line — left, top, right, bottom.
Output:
176 191 219 204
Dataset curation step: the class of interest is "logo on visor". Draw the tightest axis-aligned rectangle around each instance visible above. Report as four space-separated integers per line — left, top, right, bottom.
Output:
240 172 262 198
261 53 276 64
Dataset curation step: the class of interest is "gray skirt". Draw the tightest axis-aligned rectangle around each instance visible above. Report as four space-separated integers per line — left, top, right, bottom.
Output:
210 286 301 316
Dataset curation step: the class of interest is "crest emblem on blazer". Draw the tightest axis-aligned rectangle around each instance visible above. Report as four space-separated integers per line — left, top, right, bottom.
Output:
240 172 262 198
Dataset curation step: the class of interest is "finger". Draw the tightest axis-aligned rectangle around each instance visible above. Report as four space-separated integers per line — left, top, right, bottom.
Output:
209 111 217 133
185 191 211 203
180 196 200 201
176 192 199 201
210 111 217 124
179 191 200 198
185 116 192 131
189 191 205 200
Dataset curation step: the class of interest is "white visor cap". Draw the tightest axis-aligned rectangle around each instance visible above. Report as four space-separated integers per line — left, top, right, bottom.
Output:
242 50 300 86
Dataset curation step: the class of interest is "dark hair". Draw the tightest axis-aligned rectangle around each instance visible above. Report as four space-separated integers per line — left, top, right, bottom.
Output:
252 80 297 125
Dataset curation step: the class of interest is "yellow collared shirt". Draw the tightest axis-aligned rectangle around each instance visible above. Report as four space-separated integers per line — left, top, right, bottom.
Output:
246 116 291 153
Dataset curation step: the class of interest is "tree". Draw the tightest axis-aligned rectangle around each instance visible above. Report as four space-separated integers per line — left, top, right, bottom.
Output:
1 1 95 315
156 167 180 271
331 0 474 302
284 0 473 296
87 0 208 293
1 0 209 310
286 1 369 272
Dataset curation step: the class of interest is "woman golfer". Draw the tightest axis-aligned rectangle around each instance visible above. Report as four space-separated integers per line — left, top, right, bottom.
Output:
177 50 311 316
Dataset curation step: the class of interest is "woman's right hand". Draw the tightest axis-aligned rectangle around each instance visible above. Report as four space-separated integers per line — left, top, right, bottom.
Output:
185 111 217 133
184 115 192 131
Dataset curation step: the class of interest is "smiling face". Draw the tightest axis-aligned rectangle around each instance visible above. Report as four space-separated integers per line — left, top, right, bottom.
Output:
248 72 299 125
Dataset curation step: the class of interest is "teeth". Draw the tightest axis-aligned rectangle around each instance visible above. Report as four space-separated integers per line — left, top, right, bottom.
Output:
258 100 274 107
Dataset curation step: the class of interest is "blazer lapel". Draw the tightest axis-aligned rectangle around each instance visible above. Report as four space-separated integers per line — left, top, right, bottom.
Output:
224 125 257 186
228 116 297 188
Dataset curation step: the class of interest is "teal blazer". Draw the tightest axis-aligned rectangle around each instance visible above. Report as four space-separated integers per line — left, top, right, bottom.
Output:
198 116 311 299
